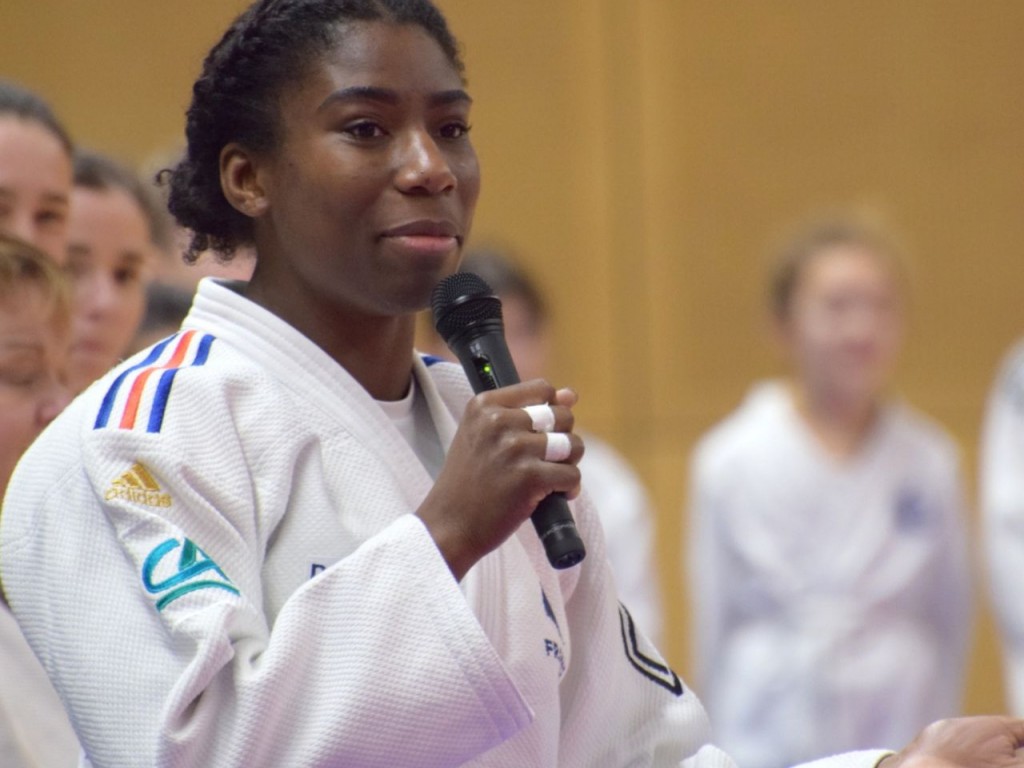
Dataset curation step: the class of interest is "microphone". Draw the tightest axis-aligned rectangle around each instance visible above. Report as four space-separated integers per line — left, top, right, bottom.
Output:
431 271 586 570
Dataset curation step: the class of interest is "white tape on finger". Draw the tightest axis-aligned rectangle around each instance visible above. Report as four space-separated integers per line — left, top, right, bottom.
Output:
544 432 572 462
523 403 556 433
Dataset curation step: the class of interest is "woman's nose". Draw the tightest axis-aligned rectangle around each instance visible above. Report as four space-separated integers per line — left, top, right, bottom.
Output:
395 130 456 195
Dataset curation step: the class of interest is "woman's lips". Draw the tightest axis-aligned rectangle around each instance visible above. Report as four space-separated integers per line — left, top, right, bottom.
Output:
385 234 459 253
382 219 458 238
380 220 461 255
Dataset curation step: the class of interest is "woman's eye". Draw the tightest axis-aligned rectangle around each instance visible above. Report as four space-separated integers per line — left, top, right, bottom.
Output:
439 122 471 140
344 122 386 140
0 366 41 388
36 208 67 228
115 268 141 286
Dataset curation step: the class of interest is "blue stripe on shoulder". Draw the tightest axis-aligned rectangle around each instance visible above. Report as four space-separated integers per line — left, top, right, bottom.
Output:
147 334 217 434
193 333 215 366
94 335 178 430
148 369 180 434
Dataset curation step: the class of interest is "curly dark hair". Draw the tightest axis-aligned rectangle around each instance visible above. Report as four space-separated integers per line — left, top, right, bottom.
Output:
164 0 463 262
0 80 73 156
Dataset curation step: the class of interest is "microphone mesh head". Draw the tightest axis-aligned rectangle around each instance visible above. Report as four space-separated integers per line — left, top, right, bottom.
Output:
431 272 503 343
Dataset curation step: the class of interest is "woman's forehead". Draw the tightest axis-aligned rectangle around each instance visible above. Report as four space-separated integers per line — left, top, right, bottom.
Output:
309 21 463 92
801 244 899 283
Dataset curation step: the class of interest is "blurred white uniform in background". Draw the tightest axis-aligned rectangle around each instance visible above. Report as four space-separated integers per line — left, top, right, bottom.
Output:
981 339 1024 714
689 381 971 768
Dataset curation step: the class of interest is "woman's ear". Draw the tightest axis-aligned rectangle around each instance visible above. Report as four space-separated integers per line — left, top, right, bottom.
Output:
220 143 270 219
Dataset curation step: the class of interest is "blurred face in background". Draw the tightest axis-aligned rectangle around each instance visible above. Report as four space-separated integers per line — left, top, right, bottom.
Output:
777 244 904 409
65 186 154 393
0 117 72 263
500 293 549 382
420 291 550 378
0 286 70 498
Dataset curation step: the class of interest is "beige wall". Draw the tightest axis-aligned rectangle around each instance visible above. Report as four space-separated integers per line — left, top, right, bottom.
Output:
5 0 1021 714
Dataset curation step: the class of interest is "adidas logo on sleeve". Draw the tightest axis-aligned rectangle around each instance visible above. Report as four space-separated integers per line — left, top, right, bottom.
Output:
105 462 172 508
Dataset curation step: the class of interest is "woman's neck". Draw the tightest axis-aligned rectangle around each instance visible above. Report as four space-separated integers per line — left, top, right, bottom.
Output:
321 316 416 401
242 276 416 402
788 379 881 460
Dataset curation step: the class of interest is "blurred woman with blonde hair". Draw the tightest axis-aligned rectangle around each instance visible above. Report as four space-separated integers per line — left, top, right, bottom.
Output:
0 233 78 766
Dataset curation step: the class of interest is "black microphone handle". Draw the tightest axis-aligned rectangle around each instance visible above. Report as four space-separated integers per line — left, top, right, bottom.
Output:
450 329 586 570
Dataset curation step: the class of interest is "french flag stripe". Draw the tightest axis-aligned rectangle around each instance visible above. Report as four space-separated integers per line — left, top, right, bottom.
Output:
94 335 178 429
147 333 215 433
119 331 197 430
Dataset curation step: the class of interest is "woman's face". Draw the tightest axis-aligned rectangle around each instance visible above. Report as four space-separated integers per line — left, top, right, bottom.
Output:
779 244 904 406
0 287 70 499
247 21 480 319
0 117 72 263
65 186 153 392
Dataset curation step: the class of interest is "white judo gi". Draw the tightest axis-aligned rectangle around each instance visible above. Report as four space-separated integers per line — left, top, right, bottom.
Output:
2 280 889 768
981 339 1024 714
0 598 80 767
578 434 663 648
688 381 971 768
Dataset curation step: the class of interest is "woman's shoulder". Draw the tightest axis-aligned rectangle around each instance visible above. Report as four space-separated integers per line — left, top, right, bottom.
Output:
998 337 1024 374
693 380 792 465
54 330 286 468
95 329 267 414
989 338 1024 409
884 398 961 467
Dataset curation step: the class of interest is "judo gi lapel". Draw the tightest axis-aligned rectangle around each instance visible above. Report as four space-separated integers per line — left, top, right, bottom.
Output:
187 280 437 514
412 354 460 452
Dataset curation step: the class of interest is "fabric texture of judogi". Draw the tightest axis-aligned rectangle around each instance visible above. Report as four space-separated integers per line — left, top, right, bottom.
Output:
688 381 970 768
981 340 1024 714
0 597 80 767
3 280 890 768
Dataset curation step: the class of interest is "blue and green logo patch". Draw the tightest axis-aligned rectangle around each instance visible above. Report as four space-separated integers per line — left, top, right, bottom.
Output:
142 537 239 611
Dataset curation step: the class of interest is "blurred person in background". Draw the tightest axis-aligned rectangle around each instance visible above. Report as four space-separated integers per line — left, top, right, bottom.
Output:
65 150 171 393
0 81 73 263
687 212 971 768
0 233 78 767
419 248 664 645
980 335 1024 715
127 280 197 354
